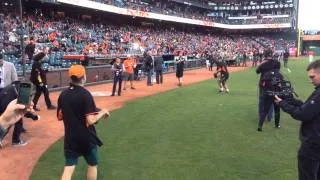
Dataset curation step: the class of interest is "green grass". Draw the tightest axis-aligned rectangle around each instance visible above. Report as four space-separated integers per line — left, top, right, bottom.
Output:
31 59 314 180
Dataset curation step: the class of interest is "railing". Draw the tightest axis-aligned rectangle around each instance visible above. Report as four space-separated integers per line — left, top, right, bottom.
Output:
20 58 205 91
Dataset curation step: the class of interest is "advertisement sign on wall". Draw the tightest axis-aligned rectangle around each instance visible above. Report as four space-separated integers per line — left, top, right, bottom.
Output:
289 48 297 57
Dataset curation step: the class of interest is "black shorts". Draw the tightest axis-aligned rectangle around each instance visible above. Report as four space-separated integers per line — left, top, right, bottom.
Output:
219 73 229 83
176 70 183 78
65 145 99 166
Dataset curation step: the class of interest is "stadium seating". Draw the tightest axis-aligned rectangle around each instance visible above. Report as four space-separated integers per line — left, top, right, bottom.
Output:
0 5 296 72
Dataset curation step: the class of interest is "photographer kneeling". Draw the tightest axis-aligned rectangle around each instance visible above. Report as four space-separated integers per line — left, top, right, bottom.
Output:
256 48 281 131
275 60 320 180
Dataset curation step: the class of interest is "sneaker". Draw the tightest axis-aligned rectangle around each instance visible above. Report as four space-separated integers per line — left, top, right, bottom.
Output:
257 128 262 132
48 105 57 110
275 125 281 128
33 106 40 111
21 128 27 133
12 140 28 147
225 89 230 93
24 112 40 121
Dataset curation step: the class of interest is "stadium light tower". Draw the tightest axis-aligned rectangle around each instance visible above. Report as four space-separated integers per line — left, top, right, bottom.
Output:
19 0 26 77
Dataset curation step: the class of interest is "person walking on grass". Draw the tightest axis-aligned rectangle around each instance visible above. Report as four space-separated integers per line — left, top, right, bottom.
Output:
57 65 110 180
214 59 230 93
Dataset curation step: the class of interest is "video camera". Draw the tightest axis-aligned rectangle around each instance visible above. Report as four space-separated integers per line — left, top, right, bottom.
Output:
263 78 296 100
260 68 297 101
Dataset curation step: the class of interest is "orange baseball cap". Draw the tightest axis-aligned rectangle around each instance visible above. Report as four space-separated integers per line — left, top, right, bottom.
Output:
68 65 86 78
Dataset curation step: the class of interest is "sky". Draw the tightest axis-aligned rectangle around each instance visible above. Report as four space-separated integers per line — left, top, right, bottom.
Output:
298 0 320 30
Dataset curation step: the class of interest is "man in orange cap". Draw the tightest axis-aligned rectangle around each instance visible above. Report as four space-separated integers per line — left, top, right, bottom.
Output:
57 65 110 180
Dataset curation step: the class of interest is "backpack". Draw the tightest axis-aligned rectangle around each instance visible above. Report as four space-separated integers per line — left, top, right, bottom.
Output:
260 69 284 92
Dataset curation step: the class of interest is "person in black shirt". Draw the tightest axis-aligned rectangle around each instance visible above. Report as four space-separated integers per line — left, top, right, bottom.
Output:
154 54 164 84
25 37 35 62
256 48 281 131
208 52 214 71
176 55 185 87
111 58 125 96
214 59 229 93
275 59 320 180
283 50 290 68
57 65 110 180
144 51 153 86
0 81 39 148
0 99 29 142
30 52 56 111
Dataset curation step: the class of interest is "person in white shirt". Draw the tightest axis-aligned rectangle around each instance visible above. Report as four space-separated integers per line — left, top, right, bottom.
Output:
0 54 18 90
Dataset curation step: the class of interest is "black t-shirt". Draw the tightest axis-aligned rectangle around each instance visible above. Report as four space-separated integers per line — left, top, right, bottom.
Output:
30 62 47 86
57 84 102 155
284 52 289 59
256 58 280 81
176 57 185 71
216 61 228 74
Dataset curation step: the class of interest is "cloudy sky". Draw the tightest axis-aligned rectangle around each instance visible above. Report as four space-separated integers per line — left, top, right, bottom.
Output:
298 0 320 30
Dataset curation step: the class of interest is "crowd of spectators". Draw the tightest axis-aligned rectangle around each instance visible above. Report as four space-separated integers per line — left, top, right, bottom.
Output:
252 35 296 51
92 0 293 25
0 10 296 72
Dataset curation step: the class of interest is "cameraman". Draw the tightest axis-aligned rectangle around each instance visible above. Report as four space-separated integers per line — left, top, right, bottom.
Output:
275 60 320 180
256 48 281 131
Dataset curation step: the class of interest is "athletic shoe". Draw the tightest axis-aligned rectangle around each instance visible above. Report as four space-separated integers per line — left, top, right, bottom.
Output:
0 140 4 149
48 105 57 110
33 106 40 111
21 128 27 133
12 140 28 147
